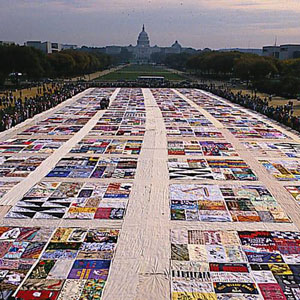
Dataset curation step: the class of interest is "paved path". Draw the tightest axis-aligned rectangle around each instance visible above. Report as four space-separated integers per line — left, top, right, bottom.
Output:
71 64 127 81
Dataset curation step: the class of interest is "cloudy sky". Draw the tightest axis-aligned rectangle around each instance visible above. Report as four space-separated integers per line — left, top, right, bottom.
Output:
0 0 299 49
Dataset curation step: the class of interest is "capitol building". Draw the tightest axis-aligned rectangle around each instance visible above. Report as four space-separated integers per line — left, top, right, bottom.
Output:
105 25 196 63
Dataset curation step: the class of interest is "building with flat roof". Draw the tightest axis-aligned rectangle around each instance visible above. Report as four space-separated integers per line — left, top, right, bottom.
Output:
106 46 123 55
25 41 62 54
262 46 280 58
263 44 300 60
62 44 78 50
279 44 300 60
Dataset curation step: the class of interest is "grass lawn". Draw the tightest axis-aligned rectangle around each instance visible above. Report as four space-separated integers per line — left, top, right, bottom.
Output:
95 64 185 81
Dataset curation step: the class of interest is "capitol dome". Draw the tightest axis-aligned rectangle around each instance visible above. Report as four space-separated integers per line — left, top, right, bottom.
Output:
137 25 150 47
172 40 182 49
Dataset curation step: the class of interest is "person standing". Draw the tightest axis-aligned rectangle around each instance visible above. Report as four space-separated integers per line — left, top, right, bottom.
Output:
100 97 106 109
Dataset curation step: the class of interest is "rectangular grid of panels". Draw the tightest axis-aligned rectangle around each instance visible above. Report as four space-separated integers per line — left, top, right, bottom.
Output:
170 184 290 223
0 226 119 299
243 141 300 158
171 229 300 300
178 89 287 140
151 89 223 138
0 138 68 154
260 160 300 181
168 140 238 157
1 87 300 300
46 157 138 179
0 88 136 299
6 181 132 219
166 89 300 299
71 138 143 155
89 88 146 137
168 158 257 181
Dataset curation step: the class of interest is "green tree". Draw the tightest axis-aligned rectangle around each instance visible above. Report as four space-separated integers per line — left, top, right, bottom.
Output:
0 45 49 84
47 53 76 77
151 52 166 64
250 58 278 79
281 59 300 77
233 55 278 82
164 52 192 70
63 50 90 75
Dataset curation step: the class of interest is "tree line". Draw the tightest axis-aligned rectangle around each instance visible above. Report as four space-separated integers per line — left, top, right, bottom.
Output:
160 51 300 97
0 44 112 85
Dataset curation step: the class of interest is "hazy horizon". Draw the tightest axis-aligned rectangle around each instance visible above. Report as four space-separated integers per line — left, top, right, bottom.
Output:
0 0 299 49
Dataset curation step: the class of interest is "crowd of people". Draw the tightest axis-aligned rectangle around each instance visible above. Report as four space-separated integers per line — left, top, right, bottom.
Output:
0 83 87 132
199 83 300 134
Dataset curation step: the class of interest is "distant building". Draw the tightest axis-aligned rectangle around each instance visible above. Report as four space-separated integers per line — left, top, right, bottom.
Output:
105 46 122 55
164 41 183 54
262 46 280 59
25 41 62 54
62 44 78 50
263 44 300 60
25 41 44 52
279 44 300 60
219 48 263 56
104 25 197 63
79 46 106 54
0 41 15 46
